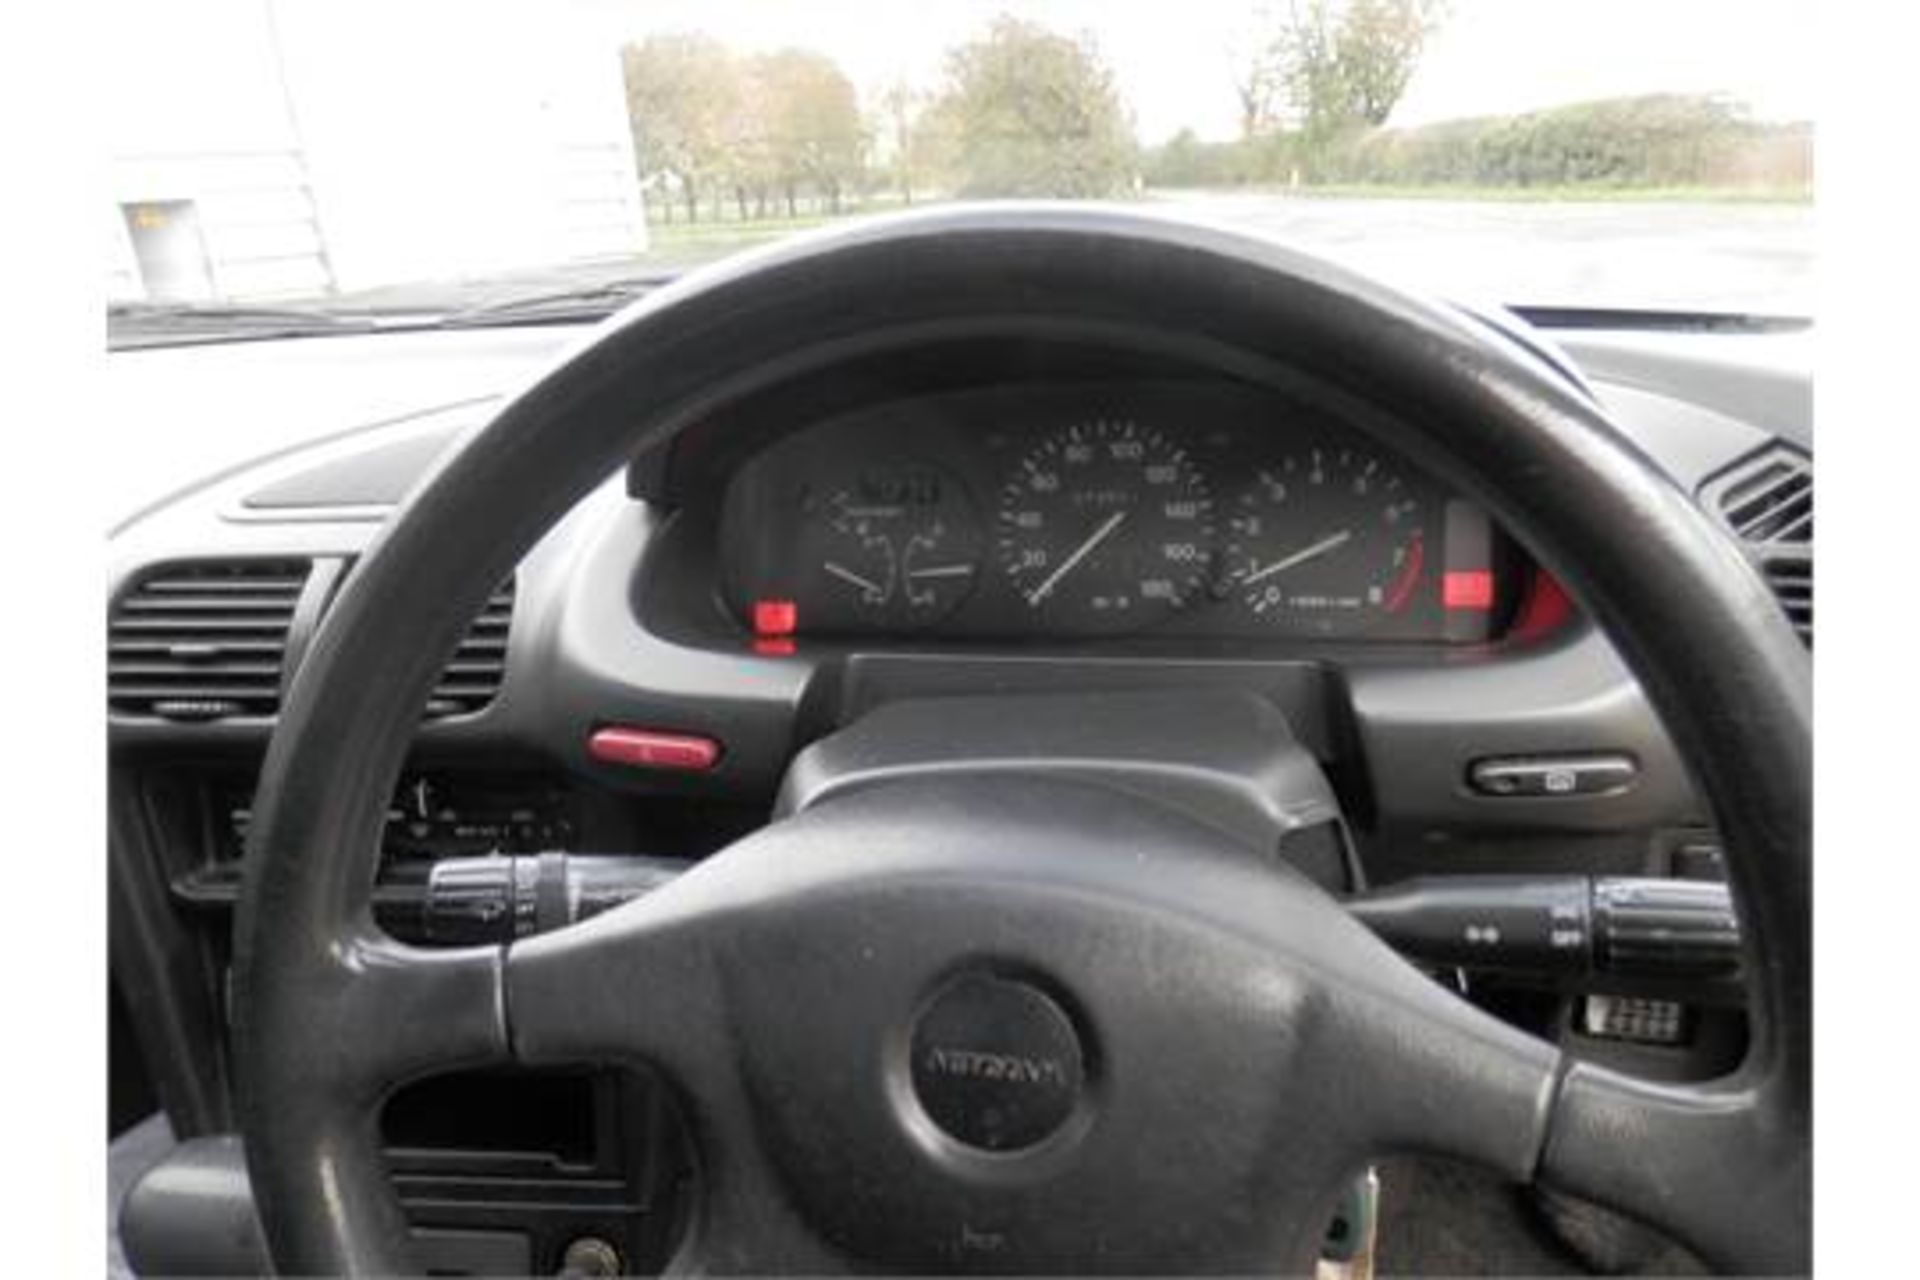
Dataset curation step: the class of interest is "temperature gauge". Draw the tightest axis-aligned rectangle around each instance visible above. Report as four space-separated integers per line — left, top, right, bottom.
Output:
799 463 982 630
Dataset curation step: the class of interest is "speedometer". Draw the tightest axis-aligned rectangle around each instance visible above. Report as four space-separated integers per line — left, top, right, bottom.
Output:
996 420 1213 632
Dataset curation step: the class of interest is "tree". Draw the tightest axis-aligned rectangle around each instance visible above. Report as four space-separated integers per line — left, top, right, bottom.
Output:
621 34 739 223
719 61 778 219
927 17 1137 198
875 80 934 203
1332 0 1444 125
1144 128 1248 188
755 51 866 215
1246 1 1444 142
624 38 867 223
1234 57 1287 140
1231 2 1289 139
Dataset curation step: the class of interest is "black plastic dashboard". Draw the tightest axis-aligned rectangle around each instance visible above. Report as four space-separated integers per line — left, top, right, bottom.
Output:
107 306 1808 1170
106 314 1808 811
105 294 1812 1277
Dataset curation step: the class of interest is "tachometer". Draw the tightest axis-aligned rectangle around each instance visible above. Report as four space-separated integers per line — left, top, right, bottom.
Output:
996 420 1213 631
1224 447 1424 635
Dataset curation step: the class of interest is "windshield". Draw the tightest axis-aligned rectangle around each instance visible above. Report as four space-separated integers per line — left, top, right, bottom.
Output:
106 0 1811 346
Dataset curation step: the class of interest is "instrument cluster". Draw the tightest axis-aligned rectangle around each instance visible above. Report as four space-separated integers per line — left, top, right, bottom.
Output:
715 382 1520 645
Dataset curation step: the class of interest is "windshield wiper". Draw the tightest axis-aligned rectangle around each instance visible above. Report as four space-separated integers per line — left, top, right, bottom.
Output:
108 301 384 349
436 274 675 329
1510 305 1810 334
106 272 679 349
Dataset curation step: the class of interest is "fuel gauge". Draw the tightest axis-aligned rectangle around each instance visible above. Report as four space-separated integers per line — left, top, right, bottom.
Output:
801 463 982 630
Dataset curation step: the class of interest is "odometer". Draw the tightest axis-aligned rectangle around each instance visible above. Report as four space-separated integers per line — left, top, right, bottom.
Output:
995 420 1214 632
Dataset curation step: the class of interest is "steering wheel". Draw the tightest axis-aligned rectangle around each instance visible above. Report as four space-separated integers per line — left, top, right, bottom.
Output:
234 208 1810 1276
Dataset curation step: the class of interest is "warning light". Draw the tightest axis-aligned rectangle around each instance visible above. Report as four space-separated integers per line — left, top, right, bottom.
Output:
753 599 797 636
1443 570 1495 611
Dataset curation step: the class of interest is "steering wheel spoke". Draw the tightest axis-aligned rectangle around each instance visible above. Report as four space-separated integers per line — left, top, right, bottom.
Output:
343 936 509 1093
503 877 720 1070
670 1070 853 1274
1320 955 1562 1182
504 862 857 1272
232 929 507 1275
240 930 508 1107
1538 1060 1810 1274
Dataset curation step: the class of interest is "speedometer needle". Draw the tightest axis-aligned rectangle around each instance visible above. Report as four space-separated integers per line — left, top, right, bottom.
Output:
823 561 886 597
1025 510 1128 606
1241 529 1353 585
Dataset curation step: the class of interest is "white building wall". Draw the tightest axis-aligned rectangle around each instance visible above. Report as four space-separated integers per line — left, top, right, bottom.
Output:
108 0 647 302
108 0 328 301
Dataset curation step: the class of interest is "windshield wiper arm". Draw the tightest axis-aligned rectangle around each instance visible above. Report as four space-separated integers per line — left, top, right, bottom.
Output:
1510 305 1810 334
107 302 385 349
436 274 675 328
109 302 380 328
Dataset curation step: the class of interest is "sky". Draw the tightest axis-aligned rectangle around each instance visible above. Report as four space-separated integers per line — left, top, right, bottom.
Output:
579 0 1814 143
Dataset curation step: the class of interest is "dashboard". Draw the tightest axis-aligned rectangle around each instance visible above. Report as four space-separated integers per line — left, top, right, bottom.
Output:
717 382 1517 645
106 306 1810 1275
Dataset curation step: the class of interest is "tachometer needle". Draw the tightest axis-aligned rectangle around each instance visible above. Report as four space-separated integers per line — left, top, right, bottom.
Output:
1026 510 1128 606
907 564 976 579
823 561 886 596
1241 529 1353 586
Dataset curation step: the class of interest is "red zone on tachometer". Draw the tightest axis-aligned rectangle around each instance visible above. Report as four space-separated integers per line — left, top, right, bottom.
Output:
1384 530 1425 613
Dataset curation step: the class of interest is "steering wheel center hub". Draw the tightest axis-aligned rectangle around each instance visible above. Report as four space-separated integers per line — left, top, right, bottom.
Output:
910 971 1090 1151
909 972 1085 1152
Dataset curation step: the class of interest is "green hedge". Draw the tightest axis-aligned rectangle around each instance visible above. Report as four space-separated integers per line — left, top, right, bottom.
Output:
1146 95 1811 192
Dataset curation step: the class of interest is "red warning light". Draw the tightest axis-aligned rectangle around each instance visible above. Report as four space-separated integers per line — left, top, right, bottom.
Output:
1443 570 1495 611
753 599 798 636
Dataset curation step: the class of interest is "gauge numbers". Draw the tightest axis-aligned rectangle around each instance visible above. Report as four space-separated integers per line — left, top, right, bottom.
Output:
996 420 1214 631
1225 447 1424 634
804 463 981 628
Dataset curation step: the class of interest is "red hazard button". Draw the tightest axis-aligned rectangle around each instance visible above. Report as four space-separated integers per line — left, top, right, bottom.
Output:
587 726 722 772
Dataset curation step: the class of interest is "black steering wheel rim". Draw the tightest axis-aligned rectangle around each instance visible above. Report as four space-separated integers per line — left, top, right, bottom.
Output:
235 206 1810 1275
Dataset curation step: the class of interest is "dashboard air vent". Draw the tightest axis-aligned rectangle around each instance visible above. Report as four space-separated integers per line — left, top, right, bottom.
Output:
1703 444 1813 648
422 578 516 720
1714 445 1812 545
109 560 309 721
1761 555 1812 647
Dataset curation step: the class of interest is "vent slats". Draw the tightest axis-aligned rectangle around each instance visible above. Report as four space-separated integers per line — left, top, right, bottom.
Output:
109 639 286 657
109 560 307 721
1763 558 1813 646
1715 448 1813 545
109 560 514 725
112 681 295 700
109 615 292 634
108 661 284 678
139 575 307 594
118 594 301 614
423 580 515 719
1705 445 1814 648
